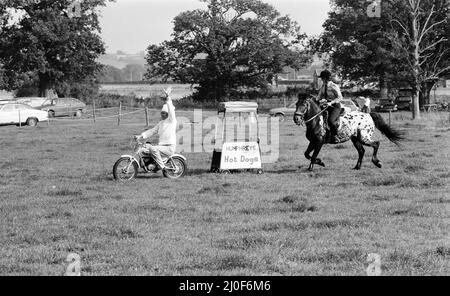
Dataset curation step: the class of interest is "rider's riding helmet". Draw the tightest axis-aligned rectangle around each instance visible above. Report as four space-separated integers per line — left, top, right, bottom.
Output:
319 70 332 81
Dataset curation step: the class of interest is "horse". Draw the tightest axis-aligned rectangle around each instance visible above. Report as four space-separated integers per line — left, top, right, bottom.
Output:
293 95 404 171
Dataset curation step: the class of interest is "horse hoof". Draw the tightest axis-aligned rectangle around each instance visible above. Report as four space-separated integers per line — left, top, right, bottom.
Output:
353 166 361 170
317 162 325 167
372 160 382 168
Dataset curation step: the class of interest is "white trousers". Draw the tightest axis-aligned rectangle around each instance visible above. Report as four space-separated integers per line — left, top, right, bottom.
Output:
141 144 175 169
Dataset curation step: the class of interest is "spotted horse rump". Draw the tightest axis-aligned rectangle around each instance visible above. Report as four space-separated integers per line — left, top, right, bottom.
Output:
335 112 376 144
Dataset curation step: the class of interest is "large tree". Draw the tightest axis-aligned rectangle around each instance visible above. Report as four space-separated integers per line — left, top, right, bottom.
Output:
388 0 450 119
316 0 450 119
145 0 310 101
315 0 404 98
0 0 112 97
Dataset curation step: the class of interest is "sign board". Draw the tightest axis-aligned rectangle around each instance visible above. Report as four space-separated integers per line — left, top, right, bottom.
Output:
220 142 262 170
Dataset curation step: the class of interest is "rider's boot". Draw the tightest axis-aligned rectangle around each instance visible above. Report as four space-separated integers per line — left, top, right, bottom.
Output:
322 112 332 142
329 123 341 144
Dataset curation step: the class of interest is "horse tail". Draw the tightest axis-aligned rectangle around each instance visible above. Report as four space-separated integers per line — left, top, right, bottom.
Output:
370 113 404 146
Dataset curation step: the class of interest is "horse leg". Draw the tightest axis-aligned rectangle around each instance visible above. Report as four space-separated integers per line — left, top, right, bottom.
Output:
363 140 382 168
351 137 365 170
305 142 325 168
308 143 324 171
304 142 314 160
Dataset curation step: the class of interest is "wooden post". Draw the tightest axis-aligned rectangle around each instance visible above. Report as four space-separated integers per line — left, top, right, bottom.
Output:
93 99 96 123
145 107 149 127
118 102 122 126
18 110 21 127
389 110 392 126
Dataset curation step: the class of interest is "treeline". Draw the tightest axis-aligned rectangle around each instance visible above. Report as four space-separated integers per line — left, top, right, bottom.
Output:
97 64 147 83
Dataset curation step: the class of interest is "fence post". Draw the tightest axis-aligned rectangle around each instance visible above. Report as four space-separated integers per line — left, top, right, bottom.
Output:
389 110 391 126
145 107 149 127
18 110 21 127
118 102 122 126
93 99 96 123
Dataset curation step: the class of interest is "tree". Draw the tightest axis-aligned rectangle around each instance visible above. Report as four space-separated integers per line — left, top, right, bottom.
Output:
145 0 310 101
0 0 112 97
316 0 450 119
97 65 126 83
388 0 450 119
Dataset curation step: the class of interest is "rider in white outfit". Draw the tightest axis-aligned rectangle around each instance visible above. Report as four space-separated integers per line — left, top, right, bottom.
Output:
137 88 177 171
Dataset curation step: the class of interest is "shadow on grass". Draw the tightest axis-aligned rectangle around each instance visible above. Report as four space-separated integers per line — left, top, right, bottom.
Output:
264 169 299 174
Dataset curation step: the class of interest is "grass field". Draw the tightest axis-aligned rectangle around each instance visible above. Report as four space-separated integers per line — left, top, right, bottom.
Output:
0 109 449 275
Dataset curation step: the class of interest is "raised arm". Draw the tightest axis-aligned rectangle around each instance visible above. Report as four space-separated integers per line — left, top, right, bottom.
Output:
166 96 176 122
163 87 176 122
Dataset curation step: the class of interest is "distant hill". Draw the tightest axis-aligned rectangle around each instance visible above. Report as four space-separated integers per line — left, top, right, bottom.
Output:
98 51 146 69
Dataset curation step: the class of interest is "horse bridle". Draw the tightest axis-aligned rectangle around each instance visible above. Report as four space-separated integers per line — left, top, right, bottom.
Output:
294 98 329 125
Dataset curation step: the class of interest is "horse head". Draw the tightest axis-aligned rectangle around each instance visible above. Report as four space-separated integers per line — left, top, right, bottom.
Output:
293 94 317 126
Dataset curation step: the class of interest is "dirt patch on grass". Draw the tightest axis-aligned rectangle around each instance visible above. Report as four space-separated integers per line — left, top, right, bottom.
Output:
363 175 445 188
239 207 266 215
48 189 83 197
198 183 233 195
277 196 318 213
334 145 347 150
84 225 142 239
216 235 268 250
300 249 364 264
311 219 364 229
214 254 254 270
44 211 73 219
404 165 426 173
390 204 434 217
435 246 450 258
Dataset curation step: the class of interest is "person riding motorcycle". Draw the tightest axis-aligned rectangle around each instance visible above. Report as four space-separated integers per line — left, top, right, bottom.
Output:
136 88 177 172
317 70 343 143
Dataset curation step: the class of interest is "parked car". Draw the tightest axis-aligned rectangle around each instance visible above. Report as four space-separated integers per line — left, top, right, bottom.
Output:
395 89 413 111
0 99 15 105
0 103 48 127
269 102 297 121
341 99 361 113
375 99 398 112
395 96 412 111
38 98 86 117
15 97 50 108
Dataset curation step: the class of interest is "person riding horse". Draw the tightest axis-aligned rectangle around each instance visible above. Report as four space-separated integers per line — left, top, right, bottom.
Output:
317 70 343 143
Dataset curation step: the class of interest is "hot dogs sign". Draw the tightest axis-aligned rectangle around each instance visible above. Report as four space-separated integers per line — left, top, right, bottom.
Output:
220 142 262 170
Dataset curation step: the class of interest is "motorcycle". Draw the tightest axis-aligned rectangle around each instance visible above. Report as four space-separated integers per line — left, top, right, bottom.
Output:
113 136 187 181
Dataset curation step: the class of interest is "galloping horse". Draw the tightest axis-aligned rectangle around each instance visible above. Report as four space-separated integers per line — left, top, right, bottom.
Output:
293 95 404 171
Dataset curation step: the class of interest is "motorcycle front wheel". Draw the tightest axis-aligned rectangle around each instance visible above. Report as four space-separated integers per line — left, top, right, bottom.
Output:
163 156 187 179
113 157 138 181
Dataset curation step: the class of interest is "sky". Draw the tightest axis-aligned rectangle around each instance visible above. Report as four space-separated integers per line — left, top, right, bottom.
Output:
99 0 331 54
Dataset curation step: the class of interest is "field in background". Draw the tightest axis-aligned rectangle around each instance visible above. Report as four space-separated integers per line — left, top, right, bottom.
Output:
0 110 449 275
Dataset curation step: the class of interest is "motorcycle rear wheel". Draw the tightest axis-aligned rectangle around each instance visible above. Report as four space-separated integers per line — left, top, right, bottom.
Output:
113 157 138 181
